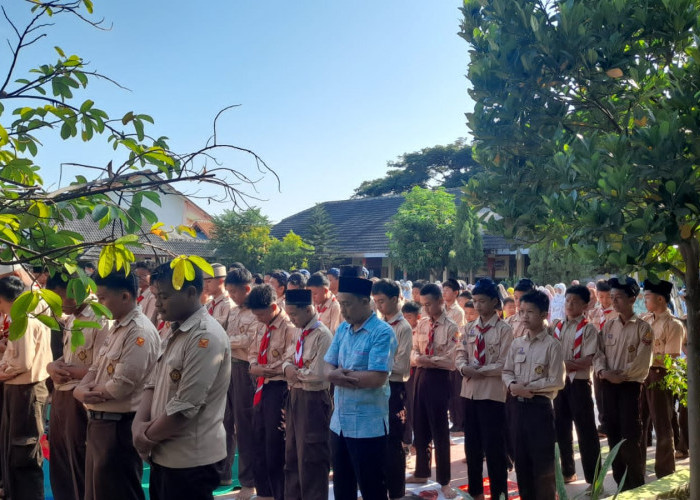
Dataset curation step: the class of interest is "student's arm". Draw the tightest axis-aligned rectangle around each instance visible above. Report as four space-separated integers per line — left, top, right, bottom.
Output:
454 326 469 374
427 324 458 370
526 341 566 393
501 343 516 388
0 321 39 378
661 320 684 363
346 370 388 388
390 323 413 379
73 369 98 403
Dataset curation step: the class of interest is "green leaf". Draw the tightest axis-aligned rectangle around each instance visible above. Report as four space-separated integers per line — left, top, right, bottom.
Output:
54 46 65 58
73 319 102 329
39 288 63 317
91 205 108 222
142 191 161 206
8 315 28 341
89 301 113 320
98 245 115 277
115 234 139 245
36 314 60 330
10 291 35 320
187 255 213 277
70 329 85 351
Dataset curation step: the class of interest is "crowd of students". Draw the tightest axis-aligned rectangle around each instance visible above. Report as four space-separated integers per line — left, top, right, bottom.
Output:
0 260 689 500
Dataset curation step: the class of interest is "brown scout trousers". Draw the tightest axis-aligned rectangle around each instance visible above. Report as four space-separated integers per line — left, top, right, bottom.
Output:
0 381 48 500
641 367 676 478
283 387 332 500
49 388 88 500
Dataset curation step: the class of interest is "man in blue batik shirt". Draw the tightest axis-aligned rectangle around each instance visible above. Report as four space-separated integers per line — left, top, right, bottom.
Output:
324 266 397 500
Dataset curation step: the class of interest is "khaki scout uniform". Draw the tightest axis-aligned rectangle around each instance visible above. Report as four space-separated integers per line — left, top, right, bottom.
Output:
411 313 459 486
456 314 513 500
206 291 234 331
551 316 601 484
80 307 159 500
137 287 158 326
502 329 566 500
316 293 341 334
0 316 52 500
445 301 466 433
505 312 530 338
281 315 332 500
219 305 260 486
594 315 653 490
640 310 684 479
248 310 296 500
145 307 231 498
49 306 111 500
384 312 413 499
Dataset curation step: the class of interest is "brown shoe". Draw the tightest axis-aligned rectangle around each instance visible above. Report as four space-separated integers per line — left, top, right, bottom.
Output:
564 474 578 484
675 450 689 460
405 475 429 484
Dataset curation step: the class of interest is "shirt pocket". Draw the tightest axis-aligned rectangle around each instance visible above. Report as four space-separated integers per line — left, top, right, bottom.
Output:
531 353 549 382
626 343 638 363
513 352 526 376
604 333 616 346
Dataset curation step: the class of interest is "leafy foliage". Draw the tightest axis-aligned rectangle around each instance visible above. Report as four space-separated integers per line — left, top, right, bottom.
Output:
449 200 483 275
663 354 688 408
261 231 313 272
387 187 457 275
210 208 273 271
305 204 339 271
353 139 481 198
0 1 273 337
527 240 597 284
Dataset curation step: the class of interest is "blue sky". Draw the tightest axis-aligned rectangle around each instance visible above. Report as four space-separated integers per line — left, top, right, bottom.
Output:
3 1 473 223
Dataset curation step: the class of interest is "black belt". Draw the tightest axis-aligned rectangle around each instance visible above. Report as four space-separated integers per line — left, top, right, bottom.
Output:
87 410 135 421
516 395 551 404
231 357 250 365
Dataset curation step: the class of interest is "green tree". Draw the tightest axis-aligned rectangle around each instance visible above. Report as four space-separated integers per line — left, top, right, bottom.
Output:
305 204 339 271
261 231 313 272
387 187 456 276
0 1 272 337
449 200 483 278
353 139 481 198
460 0 700 489
211 208 272 271
527 241 595 285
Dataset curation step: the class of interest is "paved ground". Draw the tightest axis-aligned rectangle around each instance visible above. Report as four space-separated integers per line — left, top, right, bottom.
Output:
219 430 690 499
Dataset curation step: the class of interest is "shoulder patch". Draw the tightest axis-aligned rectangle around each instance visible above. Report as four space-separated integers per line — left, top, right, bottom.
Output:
198 338 209 348
135 337 145 346
641 330 653 345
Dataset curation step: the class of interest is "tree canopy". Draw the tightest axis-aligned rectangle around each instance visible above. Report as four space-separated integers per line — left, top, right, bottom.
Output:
0 1 274 337
211 208 272 272
449 200 483 276
353 139 481 198
305 204 339 271
460 0 700 490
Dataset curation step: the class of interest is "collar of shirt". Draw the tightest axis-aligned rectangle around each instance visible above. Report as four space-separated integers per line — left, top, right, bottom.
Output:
430 313 447 326
385 312 404 325
477 313 499 329
649 309 671 322
113 307 140 329
302 314 321 331
171 306 208 336
564 314 586 325
617 314 640 326
269 309 290 329
350 311 379 334
527 328 549 343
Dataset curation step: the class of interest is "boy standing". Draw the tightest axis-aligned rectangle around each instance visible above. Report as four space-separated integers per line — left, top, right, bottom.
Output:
551 285 601 486
247 284 296 500
308 272 341 333
132 263 231 499
74 270 160 500
0 276 52 500
407 283 459 499
456 279 512 500
204 263 234 330
282 289 333 500
372 279 413 500
502 290 565 500
594 277 653 491
134 261 158 325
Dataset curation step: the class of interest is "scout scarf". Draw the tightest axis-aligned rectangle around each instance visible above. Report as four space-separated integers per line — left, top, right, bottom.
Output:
473 321 496 366
425 319 436 356
600 308 613 330
294 321 320 368
317 295 337 314
208 295 224 316
254 324 276 405
554 318 588 360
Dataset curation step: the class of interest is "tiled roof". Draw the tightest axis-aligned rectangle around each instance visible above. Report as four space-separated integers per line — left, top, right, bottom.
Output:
271 190 521 257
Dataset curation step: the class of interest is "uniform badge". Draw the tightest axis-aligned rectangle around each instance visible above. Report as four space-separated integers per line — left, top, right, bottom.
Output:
135 337 145 347
654 339 662 348
198 338 209 348
107 363 115 375
77 351 87 361
518 347 525 354
170 369 181 382
304 360 311 368
535 365 544 375
272 349 279 358
628 345 636 353
642 330 653 345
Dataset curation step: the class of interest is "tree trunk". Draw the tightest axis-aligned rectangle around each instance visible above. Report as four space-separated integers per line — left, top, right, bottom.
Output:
679 240 699 498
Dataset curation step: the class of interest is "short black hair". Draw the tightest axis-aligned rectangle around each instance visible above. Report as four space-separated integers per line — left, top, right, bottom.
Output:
225 268 253 286
150 262 203 295
45 274 68 291
92 270 139 297
519 290 549 313
270 270 288 288
246 284 276 310
307 272 330 288
514 278 535 293
595 280 611 293
0 276 26 301
503 297 515 306
252 273 264 284
133 261 155 273
288 272 307 289
228 262 245 270
420 283 442 300
459 290 473 300
464 300 475 309
566 285 591 304
442 278 460 292
372 279 400 299
401 300 421 314
412 279 427 291
78 261 95 270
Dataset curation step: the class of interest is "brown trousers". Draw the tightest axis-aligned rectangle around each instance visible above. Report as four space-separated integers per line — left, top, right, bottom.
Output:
0 381 48 500
284 388 331 500
226 359 256 487
85 413 144 500
641 367 676 478
49 389 88 500
413 368 451 485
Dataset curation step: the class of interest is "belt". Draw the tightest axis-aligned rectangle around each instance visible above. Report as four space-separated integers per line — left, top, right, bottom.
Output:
231 357 250 365
516 395 551 404
87 410 135 421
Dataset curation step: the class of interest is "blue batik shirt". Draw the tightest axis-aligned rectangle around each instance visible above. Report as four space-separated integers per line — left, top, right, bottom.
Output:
324 312 397 438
